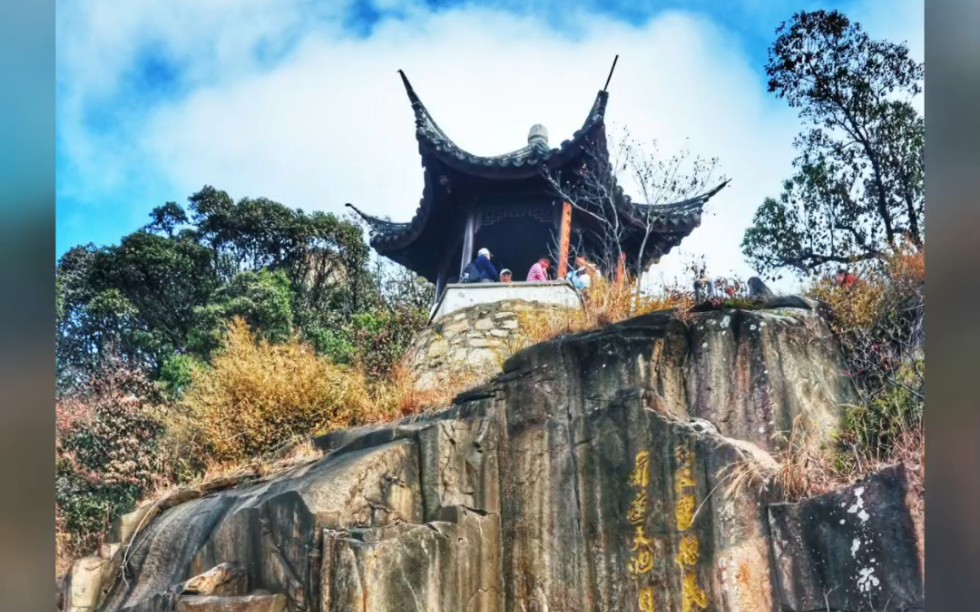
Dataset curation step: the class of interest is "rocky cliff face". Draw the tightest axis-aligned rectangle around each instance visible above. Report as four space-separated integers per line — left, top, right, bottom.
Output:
71 300 923 612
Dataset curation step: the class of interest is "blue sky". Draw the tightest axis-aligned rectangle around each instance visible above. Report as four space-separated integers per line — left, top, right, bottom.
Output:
56 0 922 287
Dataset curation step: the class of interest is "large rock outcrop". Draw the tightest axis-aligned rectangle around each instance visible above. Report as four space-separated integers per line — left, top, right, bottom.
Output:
768 465 923 611
72 301 922 611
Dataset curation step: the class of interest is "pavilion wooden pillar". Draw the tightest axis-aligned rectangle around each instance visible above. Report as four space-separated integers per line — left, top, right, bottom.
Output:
616 251 627 289
557 201 572 278
459 210 477 276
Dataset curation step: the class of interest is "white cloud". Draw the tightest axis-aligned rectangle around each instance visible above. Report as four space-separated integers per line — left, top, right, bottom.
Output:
137 8 803 289
58 0 924 294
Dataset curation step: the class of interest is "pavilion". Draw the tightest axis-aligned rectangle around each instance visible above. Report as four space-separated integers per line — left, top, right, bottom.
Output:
347 61 729 316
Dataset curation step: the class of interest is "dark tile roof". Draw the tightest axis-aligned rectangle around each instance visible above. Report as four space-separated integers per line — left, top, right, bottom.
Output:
622 179 731 231
345 71 732 276
344 203 411 238
349 179 730 258
399 70 608 175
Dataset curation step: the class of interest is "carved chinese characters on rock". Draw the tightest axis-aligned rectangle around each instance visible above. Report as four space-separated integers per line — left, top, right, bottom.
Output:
627 450 656 611
673 444 709 612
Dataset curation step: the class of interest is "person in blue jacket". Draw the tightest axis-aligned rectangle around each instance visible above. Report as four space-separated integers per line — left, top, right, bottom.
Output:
460 247 499 283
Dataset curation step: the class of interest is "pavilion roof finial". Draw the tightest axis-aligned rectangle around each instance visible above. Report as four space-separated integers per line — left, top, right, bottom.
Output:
602 55 619 92
398 69 421 105
397 69 454 142
528 124 549 147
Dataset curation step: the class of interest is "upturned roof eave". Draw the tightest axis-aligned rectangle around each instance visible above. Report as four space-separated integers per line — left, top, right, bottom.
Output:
399 69 609 176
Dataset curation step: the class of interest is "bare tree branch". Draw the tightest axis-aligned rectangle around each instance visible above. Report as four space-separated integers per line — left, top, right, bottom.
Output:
540 126 725 287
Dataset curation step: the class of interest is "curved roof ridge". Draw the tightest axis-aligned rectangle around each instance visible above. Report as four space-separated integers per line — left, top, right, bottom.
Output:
621 179 730 231
398 70 455 147
631 179 731 211
397 69 608 170
345 202 411 235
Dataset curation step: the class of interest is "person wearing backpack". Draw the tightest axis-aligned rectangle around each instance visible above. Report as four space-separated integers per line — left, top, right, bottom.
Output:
460 247 499 283
566 255 598 291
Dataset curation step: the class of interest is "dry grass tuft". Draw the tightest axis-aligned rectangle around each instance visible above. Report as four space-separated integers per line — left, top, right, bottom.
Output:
166 318 389 466
511 307 589 351
634 285 696 317
768 417 841 502
374 363 494 418
717 453 773 503
55 532 77 579
720 414 924 513
894 426 925 556
511 276 695 348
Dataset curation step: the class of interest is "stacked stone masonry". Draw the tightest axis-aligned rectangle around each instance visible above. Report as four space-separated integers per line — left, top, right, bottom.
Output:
404 299 571 391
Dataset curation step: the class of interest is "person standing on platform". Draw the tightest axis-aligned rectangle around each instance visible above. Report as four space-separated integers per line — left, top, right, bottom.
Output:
526 257 551 282
460 247 499 283
567 255 597 291
500 268 513 283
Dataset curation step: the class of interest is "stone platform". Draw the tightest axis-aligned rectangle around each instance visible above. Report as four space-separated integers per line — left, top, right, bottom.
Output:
429 280 583 322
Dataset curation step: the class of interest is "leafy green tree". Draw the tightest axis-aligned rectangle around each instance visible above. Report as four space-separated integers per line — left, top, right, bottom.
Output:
288 211 377 329
188 269 295 357
92 232 219 363
742 10 924 277
145 201 189 238
57 245 146 388
157 353 202 400
299 260 432 375
372 259 435 313
57 186 430 394
186 186 377 320
58 228 217 388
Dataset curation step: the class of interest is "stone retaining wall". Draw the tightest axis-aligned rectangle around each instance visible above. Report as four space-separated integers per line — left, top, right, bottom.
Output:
404 299 574 390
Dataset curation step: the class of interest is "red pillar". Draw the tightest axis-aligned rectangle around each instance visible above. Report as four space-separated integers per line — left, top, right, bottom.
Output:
616 251 627 289
558 201 572 278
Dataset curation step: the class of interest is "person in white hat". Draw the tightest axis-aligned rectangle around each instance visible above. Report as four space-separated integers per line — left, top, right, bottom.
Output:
460 247 499 283
499 268 513 283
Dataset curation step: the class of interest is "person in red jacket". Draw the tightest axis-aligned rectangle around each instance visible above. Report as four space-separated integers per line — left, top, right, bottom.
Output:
836 267 859 288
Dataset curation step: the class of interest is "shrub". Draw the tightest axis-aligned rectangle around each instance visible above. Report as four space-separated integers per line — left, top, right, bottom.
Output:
188 269 295 357
304 324 357 365
806 245 924 474
303 307 427 379
56 362 166 568
173 318 388 464
373 363 492 418
347 308 428 379
157 353 202 400
837 358 924 465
